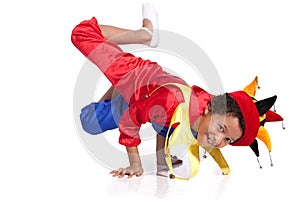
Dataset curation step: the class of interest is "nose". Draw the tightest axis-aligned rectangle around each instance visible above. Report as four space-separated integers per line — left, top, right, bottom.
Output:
212 133 229 148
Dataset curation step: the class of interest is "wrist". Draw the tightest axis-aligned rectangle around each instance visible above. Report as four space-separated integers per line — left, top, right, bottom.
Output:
126 146 142 165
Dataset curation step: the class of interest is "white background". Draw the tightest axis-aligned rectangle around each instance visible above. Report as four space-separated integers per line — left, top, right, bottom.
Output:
0 0 299 201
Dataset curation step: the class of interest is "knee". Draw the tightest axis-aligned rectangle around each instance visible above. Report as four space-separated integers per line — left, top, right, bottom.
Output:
80 115 103 135
79 102 104 135
79 101 119 135
71 17 105 57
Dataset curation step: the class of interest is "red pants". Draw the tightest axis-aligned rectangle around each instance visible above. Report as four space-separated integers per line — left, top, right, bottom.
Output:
71 17 165 104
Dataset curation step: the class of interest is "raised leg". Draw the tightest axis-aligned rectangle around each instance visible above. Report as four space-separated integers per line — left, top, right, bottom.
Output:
99 2 158 48
99 19 153 46
97 18 154 102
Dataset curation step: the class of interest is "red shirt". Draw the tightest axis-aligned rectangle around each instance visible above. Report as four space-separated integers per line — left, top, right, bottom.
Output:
112 55 212 146
118 84 212 146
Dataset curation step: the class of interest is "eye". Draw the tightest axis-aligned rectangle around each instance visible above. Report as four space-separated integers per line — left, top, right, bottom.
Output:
225 137 232 144
218 124 224 132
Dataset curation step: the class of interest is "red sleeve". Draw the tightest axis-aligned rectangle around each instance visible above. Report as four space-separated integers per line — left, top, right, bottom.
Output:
118 87 184 147
118 107 142 146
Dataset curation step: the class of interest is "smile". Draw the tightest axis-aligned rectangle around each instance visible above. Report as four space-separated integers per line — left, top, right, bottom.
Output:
207 133 215 146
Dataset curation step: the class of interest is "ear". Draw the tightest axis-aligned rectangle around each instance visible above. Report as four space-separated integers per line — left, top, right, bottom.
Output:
255 95 277 116
203 105 211 116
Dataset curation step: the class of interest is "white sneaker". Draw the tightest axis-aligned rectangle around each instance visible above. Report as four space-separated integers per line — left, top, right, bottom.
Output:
142 2 159 47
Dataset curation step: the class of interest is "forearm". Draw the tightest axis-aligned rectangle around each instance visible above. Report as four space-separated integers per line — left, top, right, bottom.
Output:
126 146 142 166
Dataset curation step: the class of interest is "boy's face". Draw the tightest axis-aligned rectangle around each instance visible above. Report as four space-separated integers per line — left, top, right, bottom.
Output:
197 108 243 148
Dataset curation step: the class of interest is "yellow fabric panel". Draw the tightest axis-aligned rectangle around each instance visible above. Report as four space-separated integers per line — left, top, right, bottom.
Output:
203 146 230 175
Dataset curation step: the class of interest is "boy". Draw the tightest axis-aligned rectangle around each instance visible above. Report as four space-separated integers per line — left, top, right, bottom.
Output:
71 3 277 178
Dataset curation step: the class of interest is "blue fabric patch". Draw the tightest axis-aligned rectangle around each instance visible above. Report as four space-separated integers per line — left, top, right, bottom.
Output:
79 94 129 134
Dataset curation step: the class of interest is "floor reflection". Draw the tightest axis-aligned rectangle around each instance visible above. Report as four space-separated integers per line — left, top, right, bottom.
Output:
106 172 172 198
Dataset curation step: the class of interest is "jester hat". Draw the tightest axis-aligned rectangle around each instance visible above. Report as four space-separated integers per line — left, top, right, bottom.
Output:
227 85 278 147
204 76 283 172
192 77 283 176
243 76 284 167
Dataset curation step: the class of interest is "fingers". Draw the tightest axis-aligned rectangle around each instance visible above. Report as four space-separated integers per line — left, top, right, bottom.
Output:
109 168 142 178
135 172 142 177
